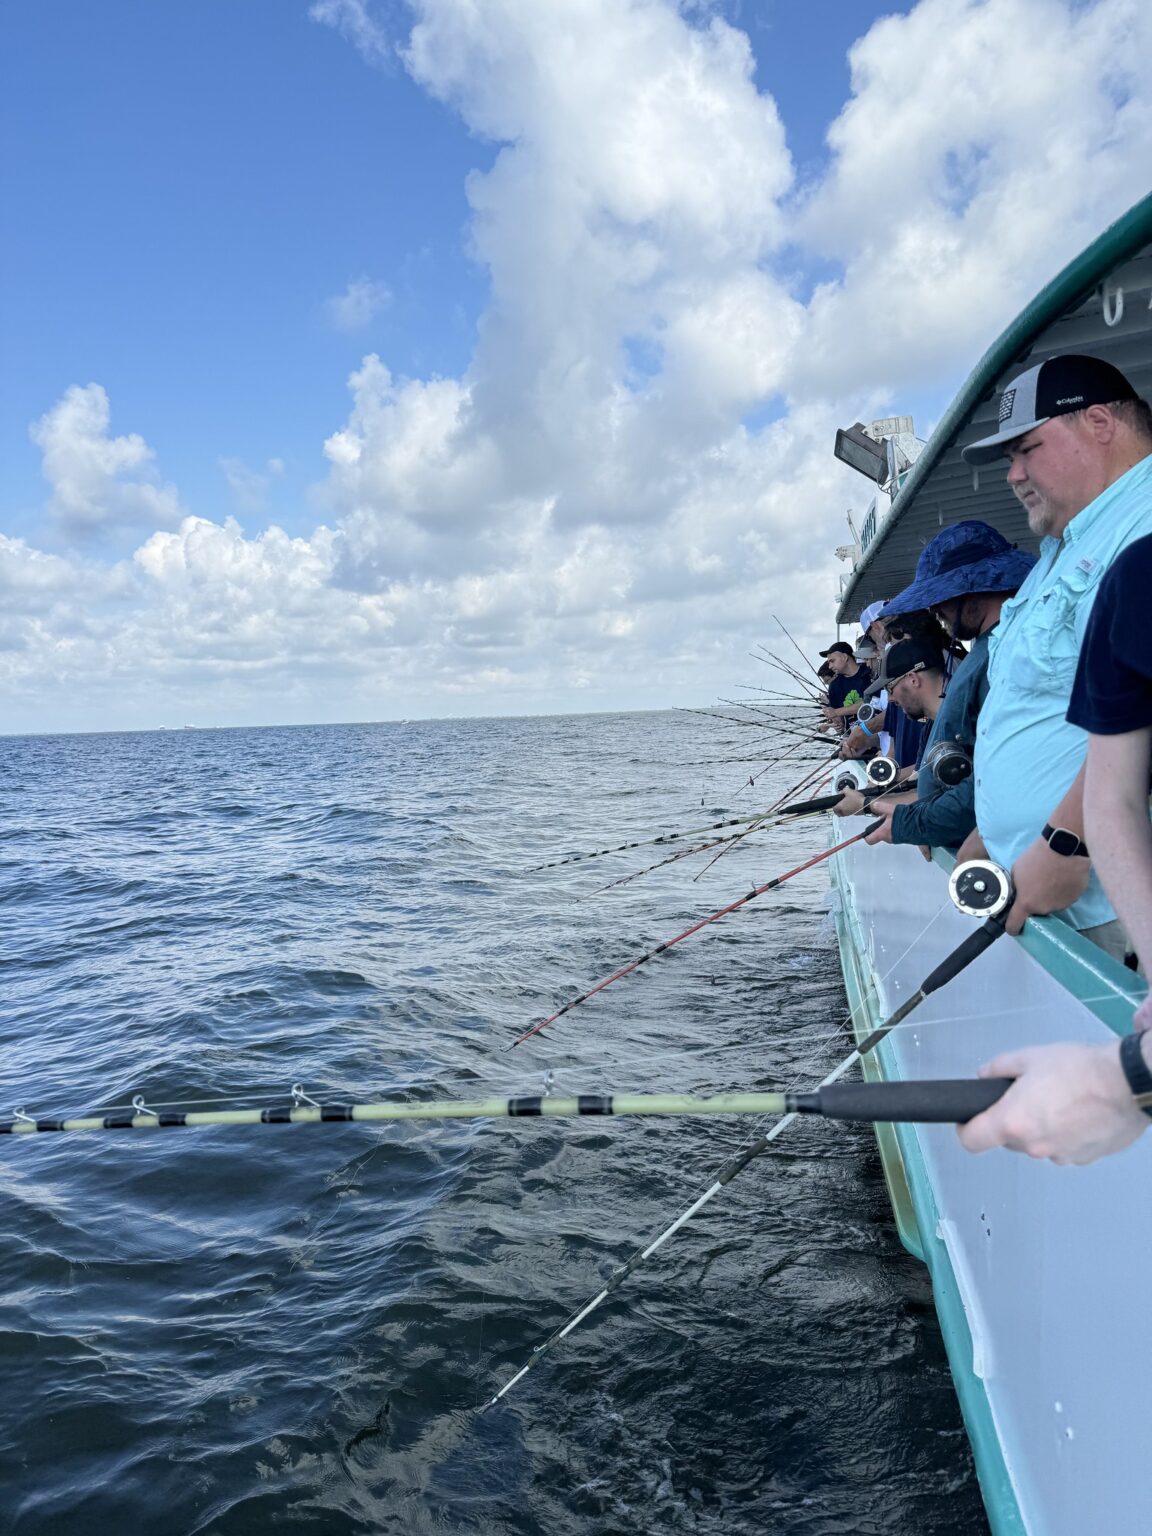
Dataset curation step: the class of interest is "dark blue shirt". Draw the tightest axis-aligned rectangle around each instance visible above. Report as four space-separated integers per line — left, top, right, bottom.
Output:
888 701 927 768
1068 531 1152 735
827 665 872 713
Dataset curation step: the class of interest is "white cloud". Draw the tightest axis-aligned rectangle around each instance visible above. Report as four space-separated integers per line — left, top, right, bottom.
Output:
8 0 1152 730
793 0 1152 396
29 383 184 535
324 276 392 331
219 455 284 515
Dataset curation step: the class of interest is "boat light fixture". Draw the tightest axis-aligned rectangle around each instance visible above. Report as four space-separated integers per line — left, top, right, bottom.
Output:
834 422 889 483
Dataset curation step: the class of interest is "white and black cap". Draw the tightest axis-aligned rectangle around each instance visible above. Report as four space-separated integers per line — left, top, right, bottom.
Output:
961 354 1138 465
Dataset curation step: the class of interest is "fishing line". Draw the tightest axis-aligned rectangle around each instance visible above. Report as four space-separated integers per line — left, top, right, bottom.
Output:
481 883 1017 1407
508 823 883 1051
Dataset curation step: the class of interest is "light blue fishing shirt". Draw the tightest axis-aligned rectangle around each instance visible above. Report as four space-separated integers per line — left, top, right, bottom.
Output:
974 452 1152 931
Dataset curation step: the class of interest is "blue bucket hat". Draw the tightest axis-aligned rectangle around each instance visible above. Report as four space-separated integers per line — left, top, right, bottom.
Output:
878 520 1036 620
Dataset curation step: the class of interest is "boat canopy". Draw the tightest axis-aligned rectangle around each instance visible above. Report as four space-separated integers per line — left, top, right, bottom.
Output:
837 192 1152 625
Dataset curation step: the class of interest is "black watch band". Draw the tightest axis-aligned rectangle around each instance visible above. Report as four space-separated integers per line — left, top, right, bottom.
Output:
1119 1031 1152 1119
1042 823 1089 858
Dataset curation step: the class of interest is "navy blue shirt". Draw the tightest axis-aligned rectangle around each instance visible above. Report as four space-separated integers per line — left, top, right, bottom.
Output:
888 701 927 768
827 664 872 713
1068 531 1152 734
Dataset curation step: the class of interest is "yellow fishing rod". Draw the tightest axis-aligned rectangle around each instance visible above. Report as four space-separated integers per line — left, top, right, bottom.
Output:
0 1078 1012 1136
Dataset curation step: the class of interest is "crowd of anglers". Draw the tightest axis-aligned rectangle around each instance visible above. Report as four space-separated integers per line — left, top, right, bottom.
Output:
812 351 1152 1170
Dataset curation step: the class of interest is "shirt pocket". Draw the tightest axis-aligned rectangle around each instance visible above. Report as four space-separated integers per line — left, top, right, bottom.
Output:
1012 559 1101 698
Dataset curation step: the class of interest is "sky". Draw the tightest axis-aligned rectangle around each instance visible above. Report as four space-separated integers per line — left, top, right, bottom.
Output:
3 0 1151 734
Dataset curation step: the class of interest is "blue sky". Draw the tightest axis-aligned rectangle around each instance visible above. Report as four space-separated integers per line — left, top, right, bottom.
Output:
3 0 1149 733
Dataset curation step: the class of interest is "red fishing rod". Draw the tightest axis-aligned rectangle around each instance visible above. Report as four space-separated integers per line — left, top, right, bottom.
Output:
507 819 882 1049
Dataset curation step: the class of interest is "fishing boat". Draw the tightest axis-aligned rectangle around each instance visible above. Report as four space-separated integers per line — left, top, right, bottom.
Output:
829 191 1152 1535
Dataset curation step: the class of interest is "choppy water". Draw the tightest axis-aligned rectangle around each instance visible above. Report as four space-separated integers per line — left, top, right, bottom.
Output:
0 713 987 1534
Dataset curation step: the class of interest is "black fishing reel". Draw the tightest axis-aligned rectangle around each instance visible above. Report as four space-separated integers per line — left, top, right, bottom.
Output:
923 738 973 788
833 762 870 793
856 700 883 726
866 755 898 788
948 859 1014 920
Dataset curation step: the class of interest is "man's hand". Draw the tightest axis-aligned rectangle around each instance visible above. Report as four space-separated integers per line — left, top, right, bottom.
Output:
957 1042 1148 1164
832 789 866 817
1005 836 1091 935
955 826 988 863
864 804 896 844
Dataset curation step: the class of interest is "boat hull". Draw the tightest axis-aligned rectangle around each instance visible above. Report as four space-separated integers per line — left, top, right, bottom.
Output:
830 825 1151 1536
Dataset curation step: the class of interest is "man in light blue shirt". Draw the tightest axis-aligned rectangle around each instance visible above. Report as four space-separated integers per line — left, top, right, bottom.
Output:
959 354 1152 953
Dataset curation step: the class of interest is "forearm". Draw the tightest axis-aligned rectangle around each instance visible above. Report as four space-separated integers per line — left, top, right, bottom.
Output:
1046 760 1086 838
1084 729 1152 967
890 777 976 851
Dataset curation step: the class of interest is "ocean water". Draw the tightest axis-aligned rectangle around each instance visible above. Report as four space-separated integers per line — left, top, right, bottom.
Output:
0 713 988 1535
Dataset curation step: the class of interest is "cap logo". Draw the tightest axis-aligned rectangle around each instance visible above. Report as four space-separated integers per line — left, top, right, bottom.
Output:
1055 395 1084 406
998 388 1016 425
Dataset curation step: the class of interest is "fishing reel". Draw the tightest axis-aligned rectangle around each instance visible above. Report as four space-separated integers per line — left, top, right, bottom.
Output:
948 859 1014 921
856 700 883 726
923 738 973 788
833 761 871 793
865 755 899 789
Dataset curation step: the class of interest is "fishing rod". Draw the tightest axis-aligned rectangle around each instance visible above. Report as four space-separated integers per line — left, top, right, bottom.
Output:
773 613 824 683
524 762 860 878
749 643 823 695
590 786 895 896
507 821 884 1050
484 859 1019 1407
751 650 823 701
0 1078 1012 1137
691 770 896 883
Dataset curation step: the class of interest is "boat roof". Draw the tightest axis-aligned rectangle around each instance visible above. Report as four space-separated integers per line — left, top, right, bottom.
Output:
836 191 1152 624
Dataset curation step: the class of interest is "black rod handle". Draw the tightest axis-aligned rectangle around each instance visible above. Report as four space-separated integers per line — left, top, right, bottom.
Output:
920 916 1006 997
803 1078 1013 1123
779 791 845 815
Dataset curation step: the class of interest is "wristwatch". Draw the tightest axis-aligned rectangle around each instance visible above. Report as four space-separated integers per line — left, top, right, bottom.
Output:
1041 823 1089 858
1119 1031 1152 1119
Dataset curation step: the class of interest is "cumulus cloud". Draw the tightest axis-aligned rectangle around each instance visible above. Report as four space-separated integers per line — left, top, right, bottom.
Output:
794 0 1152 396
9 0 1152 729
324 276 392 331
30 383 184 535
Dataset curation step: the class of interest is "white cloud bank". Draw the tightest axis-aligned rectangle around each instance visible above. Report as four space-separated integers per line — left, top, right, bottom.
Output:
7 0 1152 731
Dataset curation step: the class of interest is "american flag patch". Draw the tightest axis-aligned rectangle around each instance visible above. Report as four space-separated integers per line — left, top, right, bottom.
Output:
998 388 1016 425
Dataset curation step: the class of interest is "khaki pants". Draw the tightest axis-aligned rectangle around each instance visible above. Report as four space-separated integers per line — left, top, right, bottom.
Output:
1081 918 1132 966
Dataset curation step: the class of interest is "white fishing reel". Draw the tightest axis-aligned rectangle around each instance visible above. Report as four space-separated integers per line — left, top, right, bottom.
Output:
866 755 899 788
923 738 973 788
948 859 1014 920
833 761 871 793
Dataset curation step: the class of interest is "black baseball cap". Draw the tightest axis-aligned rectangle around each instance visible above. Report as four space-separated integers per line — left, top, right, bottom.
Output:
863 638 943 700
819 641 855 658
962 354 1138 464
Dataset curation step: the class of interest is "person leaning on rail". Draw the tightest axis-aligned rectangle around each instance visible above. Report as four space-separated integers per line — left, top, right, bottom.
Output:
953 353 1152 962
833 638 947 814
840 521 1037 853
959 518 1152 1165
837 609 955 769
819 640 872 731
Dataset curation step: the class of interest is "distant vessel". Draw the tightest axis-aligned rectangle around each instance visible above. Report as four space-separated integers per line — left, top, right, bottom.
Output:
827 192 1152 1535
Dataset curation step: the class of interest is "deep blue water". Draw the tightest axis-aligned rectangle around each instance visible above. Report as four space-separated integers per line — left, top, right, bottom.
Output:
0 713 986 1534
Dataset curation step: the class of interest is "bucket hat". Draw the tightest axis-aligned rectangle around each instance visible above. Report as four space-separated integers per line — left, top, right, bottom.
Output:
879 520 1036 621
